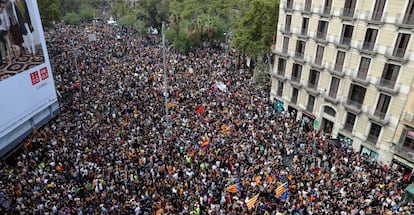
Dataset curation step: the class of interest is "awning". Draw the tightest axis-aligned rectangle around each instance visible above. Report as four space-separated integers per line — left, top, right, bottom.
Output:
405 185 414 195
302 111 316 119
393 156 414 169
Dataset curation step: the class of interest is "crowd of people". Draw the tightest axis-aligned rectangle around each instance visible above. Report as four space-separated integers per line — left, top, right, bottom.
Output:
0 21 413 214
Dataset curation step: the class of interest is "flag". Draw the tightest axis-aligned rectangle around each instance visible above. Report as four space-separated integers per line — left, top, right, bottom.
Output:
200 139 210 148
221 124 231 133
275 182 288 199
168 101 178 108
246 193 260 210
195 105 205 114
226 183 240 193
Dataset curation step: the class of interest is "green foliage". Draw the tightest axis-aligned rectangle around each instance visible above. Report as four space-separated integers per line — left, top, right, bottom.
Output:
38 0 61 28
231 0 279 58
79 4 98 21
117 14 136 27
62 12 81 25
134 0 170 29
253 62 270 86
166 20 192 54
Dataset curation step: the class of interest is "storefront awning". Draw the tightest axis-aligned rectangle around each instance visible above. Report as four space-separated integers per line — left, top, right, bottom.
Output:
405 185 414 195
394 155 414 169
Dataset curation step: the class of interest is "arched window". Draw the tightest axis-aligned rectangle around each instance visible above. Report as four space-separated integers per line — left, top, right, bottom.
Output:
324 106 336 116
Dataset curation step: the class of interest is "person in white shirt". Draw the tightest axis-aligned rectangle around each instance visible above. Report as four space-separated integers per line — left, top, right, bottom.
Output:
0 3 10 65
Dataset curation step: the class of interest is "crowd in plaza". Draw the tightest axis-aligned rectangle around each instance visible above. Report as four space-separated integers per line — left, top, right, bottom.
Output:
0 21 413 214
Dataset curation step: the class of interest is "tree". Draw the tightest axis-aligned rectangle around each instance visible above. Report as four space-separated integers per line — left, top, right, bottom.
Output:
38 0 61 28
134 0 170 30
79 4 98 21
231 0 279 69
62 12 81 25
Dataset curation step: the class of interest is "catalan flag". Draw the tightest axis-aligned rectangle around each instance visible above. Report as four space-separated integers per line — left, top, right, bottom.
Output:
200 139 210 148
226 183 240 193
275 182 288 200
246 193 260 210
167 101 178 108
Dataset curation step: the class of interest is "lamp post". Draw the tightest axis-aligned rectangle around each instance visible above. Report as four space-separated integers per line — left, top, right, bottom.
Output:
162 22 170 138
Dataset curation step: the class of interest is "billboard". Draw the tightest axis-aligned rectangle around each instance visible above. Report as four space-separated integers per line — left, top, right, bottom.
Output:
0 0 59 156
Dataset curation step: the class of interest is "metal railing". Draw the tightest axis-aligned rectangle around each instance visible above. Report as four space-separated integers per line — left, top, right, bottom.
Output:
377 78 396 89
341 37 352 46
367 134 378 144
316 31 327 40
362 41 375 51
341 8 355 18
345 99 362 109
294 52 305 59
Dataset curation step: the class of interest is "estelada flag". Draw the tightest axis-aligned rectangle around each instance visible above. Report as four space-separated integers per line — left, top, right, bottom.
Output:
226 183 240 193
275 182 288 199
246 193 260 210
194 105 205 114
200 139 210 148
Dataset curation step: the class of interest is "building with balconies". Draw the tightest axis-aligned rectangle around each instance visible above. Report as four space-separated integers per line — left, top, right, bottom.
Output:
270 0 414 180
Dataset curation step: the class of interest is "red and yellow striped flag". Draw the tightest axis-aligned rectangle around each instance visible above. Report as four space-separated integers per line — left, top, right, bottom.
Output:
246 193 260 210
275 182 288 198
226 183 239 193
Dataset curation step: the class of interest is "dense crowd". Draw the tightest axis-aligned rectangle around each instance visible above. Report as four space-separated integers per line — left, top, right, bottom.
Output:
0 21 412 214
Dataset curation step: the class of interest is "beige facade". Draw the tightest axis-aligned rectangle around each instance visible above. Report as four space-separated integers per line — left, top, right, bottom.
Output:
270 0 414 177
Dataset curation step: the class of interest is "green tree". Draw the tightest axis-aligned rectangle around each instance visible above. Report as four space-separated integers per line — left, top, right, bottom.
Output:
79 4 98 21
134 0 170 30
62 12 81 25
38 0 61 28
232 0 279 69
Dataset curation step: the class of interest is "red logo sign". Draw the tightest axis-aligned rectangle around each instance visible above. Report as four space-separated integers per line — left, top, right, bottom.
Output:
30 71 40 85
40 67 49 80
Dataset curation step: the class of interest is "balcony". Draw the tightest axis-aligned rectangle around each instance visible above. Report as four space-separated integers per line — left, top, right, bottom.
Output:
293 52 306 63
283 1 294 12
343 123 354 133
343 99 363 114
289 76 303 88
319 6 333 18
270 70 288 81
366 134 378 145
297 28 309 39
327 63 346 77
403 112 414 123
375 78 400 95
323 91 340 104
357 41 378 56
291 96 298 105
395 13 414 28
334 36 352 49
299 2 312 14
393 145 414 162
349 71 371 86
339 8 357 21
273 48 290 58
314 31 329 44
384 46 409 63
367 109 390 126
279 25 292 35
365 11 386 25
306 104 314 112
309 59 324 70
305 82 319 95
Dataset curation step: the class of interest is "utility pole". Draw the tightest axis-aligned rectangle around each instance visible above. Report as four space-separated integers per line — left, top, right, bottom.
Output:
162 22 170 138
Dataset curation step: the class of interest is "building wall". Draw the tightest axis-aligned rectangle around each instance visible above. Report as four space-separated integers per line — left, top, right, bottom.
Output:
270 0 414 166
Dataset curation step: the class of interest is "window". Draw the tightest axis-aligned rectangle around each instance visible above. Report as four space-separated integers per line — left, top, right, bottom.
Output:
308 70 320 89
285 15 292 32
301 17 309 35
328 77 340 98
404 0 414 24
372 0 386 21
324 106 336 116
343 0 357 16
334 51 346 72
277 80 284 96
341 24 354 45
307 95 316 112
367 123 382 144
317 20 329 39
380 63 400 88
315 45 324 65
323 0 332 14
292 87 299 104
277 58 287 75
393 33 410 58
348 84 366 107
375 93 391 119
286 0 294 9
283 37 289 53
344 112 356 131
357 57 370 79
295 40 306 58
292 63 302 82
400 128 414 150
363 28 378 50
304 0 312 11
